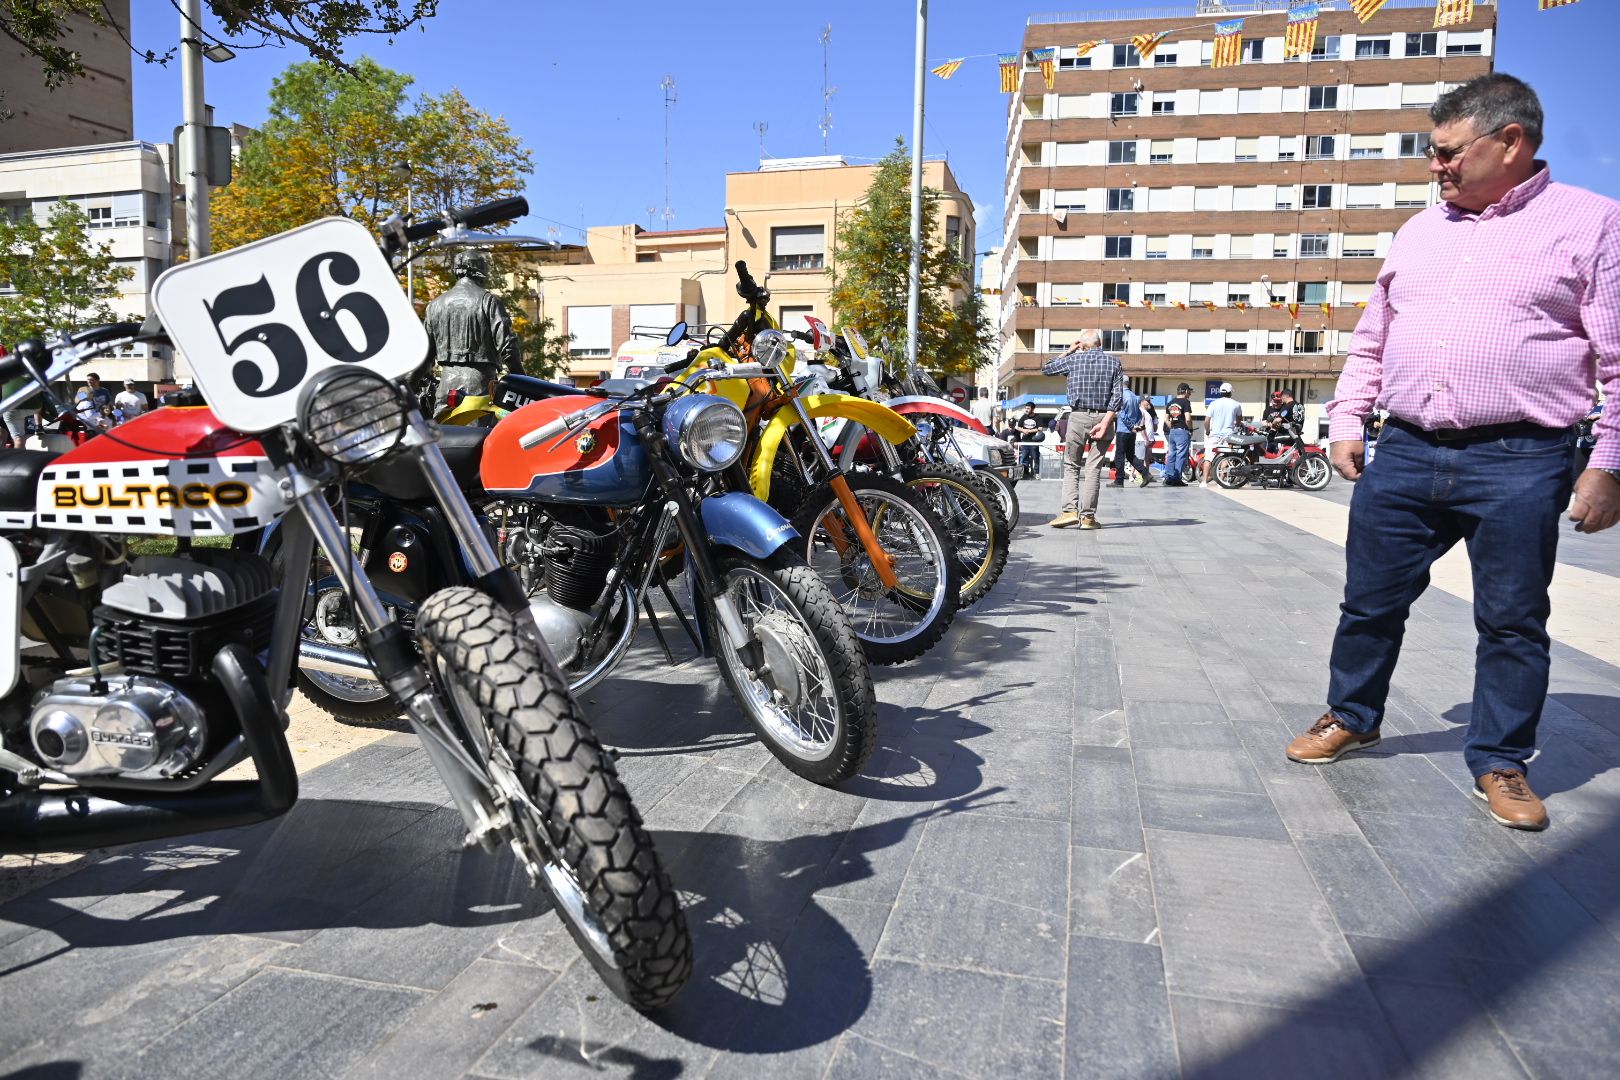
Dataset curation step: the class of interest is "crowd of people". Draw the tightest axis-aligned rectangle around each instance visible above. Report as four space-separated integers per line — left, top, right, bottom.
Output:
0 371 149 448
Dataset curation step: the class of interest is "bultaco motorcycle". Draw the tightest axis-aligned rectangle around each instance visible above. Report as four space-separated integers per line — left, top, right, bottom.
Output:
0 200 691 1011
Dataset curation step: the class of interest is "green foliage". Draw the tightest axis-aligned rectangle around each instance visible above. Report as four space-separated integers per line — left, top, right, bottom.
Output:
827 139 992 379
0 200 132 346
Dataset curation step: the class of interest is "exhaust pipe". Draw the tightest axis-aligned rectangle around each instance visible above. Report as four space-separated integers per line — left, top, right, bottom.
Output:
298 639 379 680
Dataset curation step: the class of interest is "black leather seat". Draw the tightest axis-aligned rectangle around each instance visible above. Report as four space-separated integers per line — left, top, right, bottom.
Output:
0 449 58 511
356 426 487 501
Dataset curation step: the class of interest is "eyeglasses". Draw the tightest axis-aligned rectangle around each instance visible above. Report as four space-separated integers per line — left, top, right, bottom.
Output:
1423 124 1505 165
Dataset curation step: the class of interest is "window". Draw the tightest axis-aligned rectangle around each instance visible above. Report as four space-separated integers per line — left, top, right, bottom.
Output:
1058 45 1093 69
1105 236 1134 259
1194 187 1225 212
1350 134 1384 159
1399 132 1431 158
770 225 825 271
1296 281 1329 304
1056 94 1089 119
1297 330 1325 354
1102 283 1132 305
1235 137 1259 162
1345 184 1384 210
1406 32 1438 57
1354 36 1391 59
1051 283 1088 306
1224 332 1250 354
1113 43 1141 67
1054 188 1087 211
1267 331 1287 354
112 193 141 228
1237 89 1264 115
1186 329 1216 354
1306 135 1336 160
1108 140 1138 164
1154 49 1177 66
1446 31 1484 56
1230 235 1254 258
1241 38 1264 63
1341 282 1375 304
1308 86 1339 111
1278 137 1299 162
1152 98 1177 115
1052 143 1087 166
1226 289 1250 306
945 215 964 261
1275 188 1296 210
1049 330 1084 352
1311 35 1341 61
1144 284 1168 304
1401 84 1437 109
1232 187 1260 211
86 205 113 228
1353 84 1392 110
1274 237 1291 258
1299 233 1330 258
1145 236 1169 260
1101 329 1128 351
1395 183 1430 207
1140 330 1166 353
1199 90 1228 115
1107 187 1136 212
636 253 657 263
1192 236 1215 259
1303 184 1334 209
1195 139 1223 163
1149 139 1175 163
1111 92 1139 117
1051 236 1086 259
777 306 814 333
1343 234 1378 258
1189 284 1216 306
566 305 612 357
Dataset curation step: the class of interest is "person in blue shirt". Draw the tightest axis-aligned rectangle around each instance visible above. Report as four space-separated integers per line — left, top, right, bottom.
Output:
1110 386 1152 487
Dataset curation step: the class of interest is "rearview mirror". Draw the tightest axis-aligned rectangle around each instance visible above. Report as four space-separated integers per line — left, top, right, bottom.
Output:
666 321 688 347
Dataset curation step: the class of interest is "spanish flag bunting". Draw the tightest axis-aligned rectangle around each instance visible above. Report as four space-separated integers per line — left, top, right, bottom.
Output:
1539 0 1579 8
1202 301 1217 312
1111 299 1129 308
1075 40 1104 58
1287 303 1301 319
1211 20 1244 69
1233 302 1249 312
1033 47 1058 90
1141 299 1156 311
1355 301 1369 309
930 58 964 80
1349 0 1389 23
1131 31 1170 62
1433 0 1473 27
1174 301 1189 310
998 53 1020 92
1285 4 1321 60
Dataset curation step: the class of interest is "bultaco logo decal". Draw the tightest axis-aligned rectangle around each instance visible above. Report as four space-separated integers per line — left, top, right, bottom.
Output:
51 481 252 510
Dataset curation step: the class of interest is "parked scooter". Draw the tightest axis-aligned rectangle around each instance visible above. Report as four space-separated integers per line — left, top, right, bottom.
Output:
1211 422 1332 490
0 200 691 1011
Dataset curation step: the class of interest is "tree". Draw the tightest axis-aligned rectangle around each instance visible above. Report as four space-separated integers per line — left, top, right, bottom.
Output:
827 140 993 379
0 1 437 87
0 200 132 346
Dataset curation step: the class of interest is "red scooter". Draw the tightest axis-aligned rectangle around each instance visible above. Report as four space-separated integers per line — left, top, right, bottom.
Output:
1211 422 1331 490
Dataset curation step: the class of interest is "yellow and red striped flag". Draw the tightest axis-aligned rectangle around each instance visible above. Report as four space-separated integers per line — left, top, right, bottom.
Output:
1288 303 1301 319
930 58 963 80
1539 0 1580 9
1075 40 1104 58
1212 20 1244 70
1320 302 1334 318
1174 301 1189 310
1033 47 1057 90
998 53 1020 93
1111 299 1130 308
1433 0 1474 28
1285 4 1321 60
1355 301 1369 309
1131 31 1170 61
1202 301 1217 312
1269 301 1285 310
1233 302 1249 312
1349 0 1389 23
1141 299 1156 311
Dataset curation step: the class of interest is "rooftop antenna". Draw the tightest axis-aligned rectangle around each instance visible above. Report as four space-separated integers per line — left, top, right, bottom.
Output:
645 206 657 230
660 74 678 226
819 24 836 153
753 120 769 163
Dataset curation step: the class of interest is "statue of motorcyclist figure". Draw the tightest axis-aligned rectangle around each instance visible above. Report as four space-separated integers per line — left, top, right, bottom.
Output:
423 250 518 410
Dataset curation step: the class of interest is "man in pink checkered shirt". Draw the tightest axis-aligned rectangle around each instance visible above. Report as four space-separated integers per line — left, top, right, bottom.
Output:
1285 74 1620 831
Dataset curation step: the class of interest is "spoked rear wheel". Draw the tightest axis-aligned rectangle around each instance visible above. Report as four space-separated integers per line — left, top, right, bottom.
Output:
903 464 1010 607
415 587 691 1011
790 473 960 665
1213 454 1249 489
1291 454 1332 491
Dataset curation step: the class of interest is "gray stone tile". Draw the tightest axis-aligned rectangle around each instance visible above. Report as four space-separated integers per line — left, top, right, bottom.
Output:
1512 1042 1620 1080
1069 846 1157 944
1368 978 1529 1080
1066 936 1177 1079
1138 786 1289 843
940 729 1072 821
718 771 865 832
126 968 426 1080
878 878 1066 981
1343 933 1469 988
1147 830 1367 1012
1073 705 1129 747
824 1034 971 1079
904 812 1070 914
1349 808 1532 864
1263 773 1361 838
1072 745 1144 853
1171 992 1409 1079
343 959 557 1080
1320 754 1481 818
1295 834 1427 940
1133 747 1266 795
1126 701 1241 749
1463 961 1620 1063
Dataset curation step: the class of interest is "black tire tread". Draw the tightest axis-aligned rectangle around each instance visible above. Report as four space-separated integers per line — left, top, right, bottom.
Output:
415 587 691 1010
972 467 1020 531
904 463 1011 607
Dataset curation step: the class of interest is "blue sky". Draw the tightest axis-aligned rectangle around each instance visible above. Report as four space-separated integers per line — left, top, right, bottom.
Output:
128 0 1617 259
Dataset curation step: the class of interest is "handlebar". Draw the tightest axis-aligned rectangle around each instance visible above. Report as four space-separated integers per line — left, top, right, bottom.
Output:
397 196 531 249
734 260 766 304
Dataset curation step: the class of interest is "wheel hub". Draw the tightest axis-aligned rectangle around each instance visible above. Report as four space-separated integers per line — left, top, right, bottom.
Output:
751 615 807 709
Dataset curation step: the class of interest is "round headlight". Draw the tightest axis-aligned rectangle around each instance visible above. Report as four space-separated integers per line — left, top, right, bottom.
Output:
298 367 408 465
752 329 790 370
664 395 747 472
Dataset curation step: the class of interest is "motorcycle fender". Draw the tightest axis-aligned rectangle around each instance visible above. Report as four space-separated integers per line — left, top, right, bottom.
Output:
748 394 918 501
884 395 990 435
699 492 799 560
0 537 17 697
436 394 501 426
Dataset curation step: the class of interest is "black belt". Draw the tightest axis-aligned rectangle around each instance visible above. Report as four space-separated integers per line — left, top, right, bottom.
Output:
1071 403 1110 412
1386 417 1568 445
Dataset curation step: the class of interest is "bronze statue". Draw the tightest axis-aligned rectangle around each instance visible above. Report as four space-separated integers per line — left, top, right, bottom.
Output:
423 251 518 409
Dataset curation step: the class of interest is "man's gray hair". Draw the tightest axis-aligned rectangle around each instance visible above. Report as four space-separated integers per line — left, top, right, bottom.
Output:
1430 73 1544 150
1078 329 1102 348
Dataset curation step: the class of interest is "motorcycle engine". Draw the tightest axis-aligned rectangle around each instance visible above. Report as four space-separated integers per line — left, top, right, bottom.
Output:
26 550 276 781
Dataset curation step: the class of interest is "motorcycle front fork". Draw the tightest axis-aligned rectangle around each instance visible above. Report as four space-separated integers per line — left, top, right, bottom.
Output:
783 405 901 589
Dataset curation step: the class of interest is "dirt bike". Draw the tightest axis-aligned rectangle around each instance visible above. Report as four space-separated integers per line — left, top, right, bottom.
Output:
0 199 691 1011
1212 422 1332 490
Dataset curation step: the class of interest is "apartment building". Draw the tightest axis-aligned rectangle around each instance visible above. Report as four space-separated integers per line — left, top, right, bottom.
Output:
999 0 1497 422
528 156 974 384
0 1 134 154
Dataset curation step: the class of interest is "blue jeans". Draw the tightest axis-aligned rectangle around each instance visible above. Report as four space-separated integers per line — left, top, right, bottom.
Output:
1327 424 1574 777
1019 443 1041 476
1165 428 1190 480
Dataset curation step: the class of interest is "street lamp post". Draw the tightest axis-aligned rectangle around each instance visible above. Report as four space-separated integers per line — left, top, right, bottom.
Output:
179 0 210 260
905 0 927 371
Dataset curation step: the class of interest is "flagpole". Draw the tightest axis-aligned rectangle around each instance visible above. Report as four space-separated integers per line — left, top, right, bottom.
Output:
906 0 927 371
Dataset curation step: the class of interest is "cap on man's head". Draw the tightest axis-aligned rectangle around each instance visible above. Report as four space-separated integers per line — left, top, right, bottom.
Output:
1219 382 1234 395
1176 383 1192 393
1271 390 1284 400
123 378 134 386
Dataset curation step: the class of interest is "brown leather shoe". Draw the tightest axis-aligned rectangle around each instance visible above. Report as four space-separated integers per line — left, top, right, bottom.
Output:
1473 769 1549 831
1285 713 1381 764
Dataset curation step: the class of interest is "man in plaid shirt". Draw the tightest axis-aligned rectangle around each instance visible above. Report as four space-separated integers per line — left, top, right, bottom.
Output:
1285 75 1620 831
1042 330 1124 530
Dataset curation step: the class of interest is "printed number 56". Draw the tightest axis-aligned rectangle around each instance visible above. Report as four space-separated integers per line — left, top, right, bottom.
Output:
202 250 392 398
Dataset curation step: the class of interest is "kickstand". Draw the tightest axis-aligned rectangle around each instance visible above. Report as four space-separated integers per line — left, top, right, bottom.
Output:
657 576 703 652
642 595 679 663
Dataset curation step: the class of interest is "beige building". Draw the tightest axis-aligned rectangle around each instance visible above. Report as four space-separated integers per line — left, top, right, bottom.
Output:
1 1 134 154
528 155 975 383
999 0 1497 426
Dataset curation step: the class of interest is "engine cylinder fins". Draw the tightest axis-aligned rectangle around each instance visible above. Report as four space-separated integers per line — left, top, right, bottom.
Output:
100 550 275 620
541 525 617 612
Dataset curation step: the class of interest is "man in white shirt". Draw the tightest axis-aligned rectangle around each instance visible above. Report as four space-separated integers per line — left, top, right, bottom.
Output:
969 387 995 430
1202 382 1244 488
114 379 148 420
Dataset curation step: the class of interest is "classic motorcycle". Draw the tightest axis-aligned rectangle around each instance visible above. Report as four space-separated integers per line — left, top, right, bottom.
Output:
0 200 691 1011
1212 422 1332 490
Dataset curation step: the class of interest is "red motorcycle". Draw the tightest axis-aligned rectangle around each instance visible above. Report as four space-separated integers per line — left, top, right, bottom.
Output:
1211 422 1331 490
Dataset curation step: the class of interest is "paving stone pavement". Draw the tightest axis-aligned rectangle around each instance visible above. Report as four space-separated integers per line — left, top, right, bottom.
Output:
3 477 1619 1079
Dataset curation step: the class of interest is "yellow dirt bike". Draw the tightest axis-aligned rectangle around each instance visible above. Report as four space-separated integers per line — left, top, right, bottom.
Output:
670 262 960 665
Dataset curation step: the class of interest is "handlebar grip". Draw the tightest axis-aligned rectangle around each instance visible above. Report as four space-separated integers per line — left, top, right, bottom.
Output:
518 413 576 450
454 196 529 230
402 216 446 244
734 260 758 292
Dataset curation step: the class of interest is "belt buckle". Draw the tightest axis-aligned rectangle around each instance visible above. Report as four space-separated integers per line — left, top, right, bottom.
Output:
1433 427 1464 443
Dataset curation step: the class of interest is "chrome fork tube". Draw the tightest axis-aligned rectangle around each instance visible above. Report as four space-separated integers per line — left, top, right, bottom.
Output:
410 425 503 579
